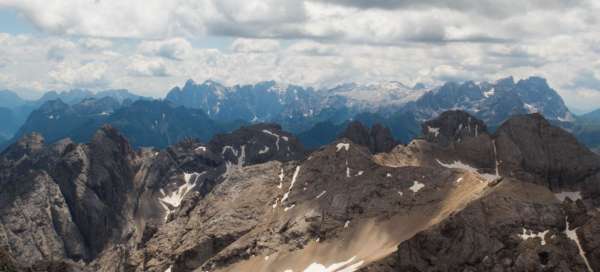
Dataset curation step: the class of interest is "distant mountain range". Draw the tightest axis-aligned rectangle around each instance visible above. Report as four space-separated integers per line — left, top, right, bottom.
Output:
1 76 598 151
8 98 234 148
0 89 146 141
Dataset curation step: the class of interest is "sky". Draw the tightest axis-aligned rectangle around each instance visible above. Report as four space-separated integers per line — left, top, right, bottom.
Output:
0 1 599 112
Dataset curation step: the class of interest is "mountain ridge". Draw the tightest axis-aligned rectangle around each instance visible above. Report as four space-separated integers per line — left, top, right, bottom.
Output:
2 110 600 271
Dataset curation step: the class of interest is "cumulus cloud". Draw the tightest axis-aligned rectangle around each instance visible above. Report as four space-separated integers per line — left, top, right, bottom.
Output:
230 38 280 53
80 38 113 50
139 37 192 60
127 56 170 77
49 61 110 89
1 0 600 110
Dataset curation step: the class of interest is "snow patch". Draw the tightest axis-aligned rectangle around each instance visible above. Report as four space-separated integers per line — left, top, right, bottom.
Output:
336 143 350 152
427 126 440 137
386 173 392 178
565 217 593 272
555 191 582 202
282 166 301 202
344 220 350 228
436 159 499 182
302 256 364 272
262 129 282 150
259 145 270 154
164 265 172 272
409 181 425 193
316 190 327 199
518 228 549 245
356 171 364 176
284 204 295 212
345 160 351 178
524 103 539 113
222 145 238 156
278 168 284 189
159 172 203 222
483 87 495 98
195 146 207 152
223 145 246 178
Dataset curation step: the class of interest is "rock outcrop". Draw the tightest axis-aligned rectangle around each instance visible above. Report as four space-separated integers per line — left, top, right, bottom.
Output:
339 121 398 153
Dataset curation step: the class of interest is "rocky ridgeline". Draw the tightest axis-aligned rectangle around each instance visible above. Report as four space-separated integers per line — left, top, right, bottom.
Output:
1 111 600 272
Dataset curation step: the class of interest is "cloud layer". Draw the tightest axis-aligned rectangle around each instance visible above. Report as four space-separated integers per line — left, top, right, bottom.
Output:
0 0 599 110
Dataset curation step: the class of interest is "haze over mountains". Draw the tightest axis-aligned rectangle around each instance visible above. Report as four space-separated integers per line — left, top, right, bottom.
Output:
1 76 598 152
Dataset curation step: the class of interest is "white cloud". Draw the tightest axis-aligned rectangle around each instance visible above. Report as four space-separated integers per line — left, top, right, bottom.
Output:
139 37 192 60
230 38 280 53
49 61 110 89
127 56 170 77
80 38 113 50
0 1 600 110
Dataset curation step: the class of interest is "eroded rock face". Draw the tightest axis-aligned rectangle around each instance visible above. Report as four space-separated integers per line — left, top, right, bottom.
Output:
339 121 398 153
421 110 487 147
361 181 590 272
494 113 600 189
2 112 600 272
209 123 306 165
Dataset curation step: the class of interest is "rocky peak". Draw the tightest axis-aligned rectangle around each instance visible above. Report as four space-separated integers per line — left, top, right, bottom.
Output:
1 132 45 160
338 121 397 153
495 76 515 87
494 113 600 188
90 125 133 157
339 121 370 147
422 110 487 146
209 123 305 165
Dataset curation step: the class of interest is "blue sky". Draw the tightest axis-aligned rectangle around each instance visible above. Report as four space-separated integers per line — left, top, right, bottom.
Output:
0 1 599 112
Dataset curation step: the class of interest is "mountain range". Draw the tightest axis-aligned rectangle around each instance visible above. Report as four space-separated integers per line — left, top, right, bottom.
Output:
2 110 600 271
0 89 146 141
1 76 598 152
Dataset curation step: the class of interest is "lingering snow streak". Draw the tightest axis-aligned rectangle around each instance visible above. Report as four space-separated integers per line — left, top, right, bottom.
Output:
565 217 593 272
195 146 207 152
222 145 238 156
262 129 282 150
336 143 350 152
518 228 549 245
492 140 500 176
284 204 295 212
259 146 270 154
223 145 246 178
302 256 364 272
278 168 285 189
345 160 351 178
409 181 425 193
159 172 203 222
555 191 582 202
282 166 301 202
483 87 495 98
427 126 440 137
316 190 327 199
436 159 499 182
